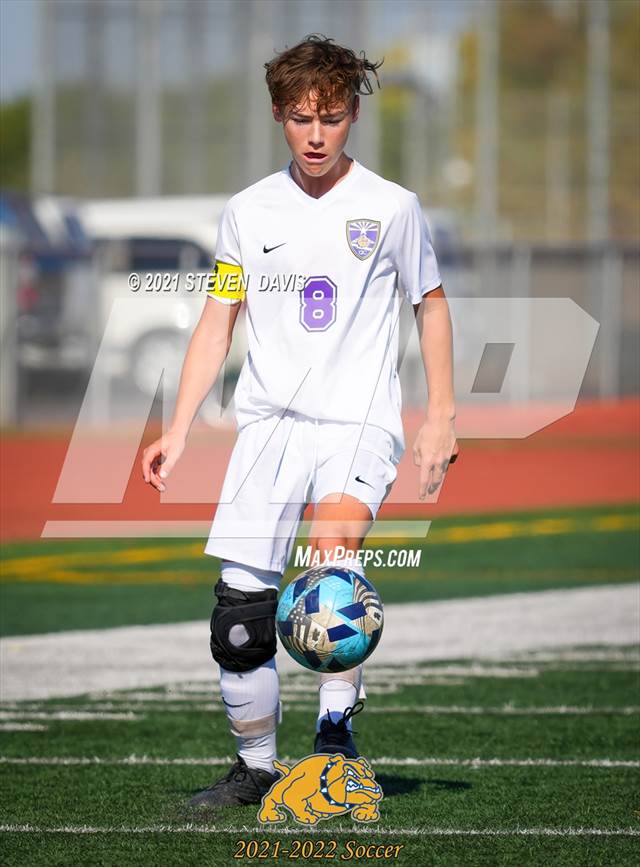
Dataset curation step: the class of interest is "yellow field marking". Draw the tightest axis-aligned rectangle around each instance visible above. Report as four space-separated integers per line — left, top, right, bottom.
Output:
4 569 215 585
0 543 203 577
1 566 636 587
398 512 639 545
372 568 638 585
591 514 640 531
1 511 637 584
429 522 523 543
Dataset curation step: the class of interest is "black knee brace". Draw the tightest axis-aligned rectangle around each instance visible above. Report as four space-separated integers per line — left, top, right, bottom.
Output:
209 579 278 673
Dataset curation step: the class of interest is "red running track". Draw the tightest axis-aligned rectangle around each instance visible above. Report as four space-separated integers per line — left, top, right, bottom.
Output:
1 398 638 543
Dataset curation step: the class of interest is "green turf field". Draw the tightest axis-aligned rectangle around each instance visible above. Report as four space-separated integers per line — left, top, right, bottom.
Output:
0 651 638 865
1 502 638 864
1 503 638 636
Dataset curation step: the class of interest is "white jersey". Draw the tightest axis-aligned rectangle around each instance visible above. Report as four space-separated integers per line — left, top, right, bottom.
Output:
207 159 441 462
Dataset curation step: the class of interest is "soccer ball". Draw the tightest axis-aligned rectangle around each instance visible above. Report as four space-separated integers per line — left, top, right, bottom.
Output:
276 566 384 672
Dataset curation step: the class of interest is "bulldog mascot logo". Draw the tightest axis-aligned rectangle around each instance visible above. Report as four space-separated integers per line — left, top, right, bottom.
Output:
258 753 383 825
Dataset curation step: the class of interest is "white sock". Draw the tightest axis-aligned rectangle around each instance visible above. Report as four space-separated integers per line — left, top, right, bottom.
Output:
315 556 366 732
220 559 281 593
237 732 277 774
217 561 281 773
219 659 279 773
317 676 361 732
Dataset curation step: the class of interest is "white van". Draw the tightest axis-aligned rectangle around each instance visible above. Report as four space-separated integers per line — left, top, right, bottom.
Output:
79 196 248 397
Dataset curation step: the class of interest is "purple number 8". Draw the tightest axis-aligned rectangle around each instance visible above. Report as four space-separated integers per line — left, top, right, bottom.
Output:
300 276 337 332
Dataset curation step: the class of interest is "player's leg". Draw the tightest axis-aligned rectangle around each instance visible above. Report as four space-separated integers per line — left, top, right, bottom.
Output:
309 422 396 558
307 493 373 557
308 423 397 757
212 561 281 774
307 497 372 757
192 413 310 807
189 560 282 807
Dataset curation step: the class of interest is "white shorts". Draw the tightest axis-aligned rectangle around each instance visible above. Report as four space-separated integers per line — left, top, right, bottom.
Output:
204 410 399 573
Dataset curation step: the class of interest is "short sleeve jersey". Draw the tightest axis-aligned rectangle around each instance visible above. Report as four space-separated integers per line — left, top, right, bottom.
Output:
208 159 441 462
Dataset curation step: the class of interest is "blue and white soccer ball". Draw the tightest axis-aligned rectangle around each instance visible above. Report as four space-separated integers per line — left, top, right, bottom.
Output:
276 566 384 672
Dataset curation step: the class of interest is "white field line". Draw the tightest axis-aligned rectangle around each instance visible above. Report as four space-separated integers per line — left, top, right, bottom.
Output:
163 669 524 692
2 584 638 701
345 665 640 679
0 723 48 732
75 660 640 702
2 703 637 717
267 663 640 679
370 756 640 769
96 661 639 701
96 691 221 701
168 653 640 690
0 703 229 714
162 666 545 686
354 665 542 679
506 649 640 663
0 711 140 721
0 701 201 713
85 683 465 703
1 823 638 837
542 664 640 672
91 687 406 701
1 755 637 769
356 704 640 716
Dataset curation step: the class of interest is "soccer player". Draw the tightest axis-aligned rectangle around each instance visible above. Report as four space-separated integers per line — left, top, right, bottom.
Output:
142 35 459 809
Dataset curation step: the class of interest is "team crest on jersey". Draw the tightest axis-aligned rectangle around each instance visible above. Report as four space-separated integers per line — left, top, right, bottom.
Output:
346 219 381 260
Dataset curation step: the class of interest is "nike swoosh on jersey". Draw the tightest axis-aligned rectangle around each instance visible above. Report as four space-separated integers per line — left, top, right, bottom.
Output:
222 698 253 709
263 243 286 254
355 475 374 488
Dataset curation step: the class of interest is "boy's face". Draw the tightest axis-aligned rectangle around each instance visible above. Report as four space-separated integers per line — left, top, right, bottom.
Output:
273 92 359 179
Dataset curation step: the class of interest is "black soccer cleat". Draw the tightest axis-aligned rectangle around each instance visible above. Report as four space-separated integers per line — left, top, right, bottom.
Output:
313 700 365 759
188 755 279 809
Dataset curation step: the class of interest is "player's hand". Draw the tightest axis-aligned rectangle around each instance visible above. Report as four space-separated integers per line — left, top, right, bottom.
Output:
141 430 186 493
412 414 459 500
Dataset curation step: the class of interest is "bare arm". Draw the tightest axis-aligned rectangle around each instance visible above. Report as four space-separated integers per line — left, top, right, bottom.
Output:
141 298 242 492
170 298 241 438
412 285 459 499
413 285 456 420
